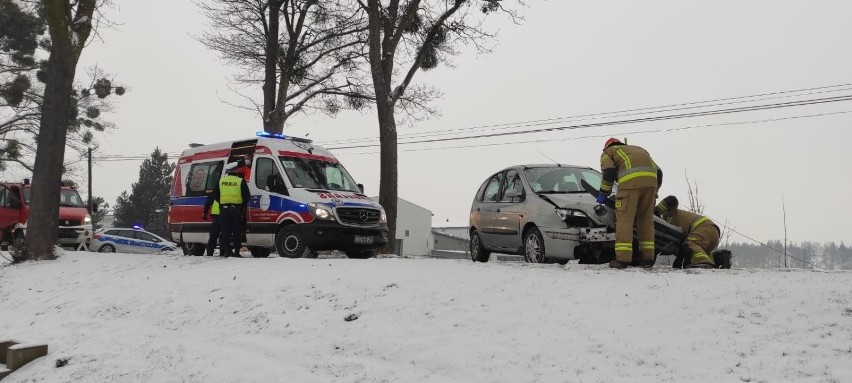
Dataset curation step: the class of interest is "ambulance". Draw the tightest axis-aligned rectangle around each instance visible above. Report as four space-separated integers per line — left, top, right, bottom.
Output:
168 132 388 258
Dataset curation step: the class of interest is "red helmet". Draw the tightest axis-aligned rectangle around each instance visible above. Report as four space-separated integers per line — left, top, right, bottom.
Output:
603 137 622 150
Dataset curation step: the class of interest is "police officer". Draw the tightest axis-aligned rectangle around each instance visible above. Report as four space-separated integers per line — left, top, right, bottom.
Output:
201 198 220 256
598 138 663 269
209 161 251 258
655 195 724 269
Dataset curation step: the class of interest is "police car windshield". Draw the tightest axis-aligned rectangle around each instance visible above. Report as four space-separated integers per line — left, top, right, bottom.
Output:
278 156 360 192
524 167 602 194
22 188 86 207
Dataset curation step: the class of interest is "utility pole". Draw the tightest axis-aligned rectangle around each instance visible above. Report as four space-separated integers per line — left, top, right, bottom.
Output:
87 147 93 212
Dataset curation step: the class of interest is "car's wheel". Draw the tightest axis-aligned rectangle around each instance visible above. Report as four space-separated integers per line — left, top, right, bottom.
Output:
182 242 205 256
555 259 569 265
345 250 375 259
523 226 546 263
98 244 116 253
275 225 313 258
249 247 272 258
469 230 490 262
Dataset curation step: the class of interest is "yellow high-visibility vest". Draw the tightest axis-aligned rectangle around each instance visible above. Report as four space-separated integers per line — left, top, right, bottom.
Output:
219 175 244 204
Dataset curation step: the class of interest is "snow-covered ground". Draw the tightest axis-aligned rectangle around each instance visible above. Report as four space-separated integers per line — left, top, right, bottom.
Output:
1 251 851 383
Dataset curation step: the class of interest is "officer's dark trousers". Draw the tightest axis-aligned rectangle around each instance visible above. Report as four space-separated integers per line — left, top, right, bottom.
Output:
219 205 243 257
206 214 220 256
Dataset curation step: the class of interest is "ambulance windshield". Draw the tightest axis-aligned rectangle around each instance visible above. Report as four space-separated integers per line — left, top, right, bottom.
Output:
279 156 361 192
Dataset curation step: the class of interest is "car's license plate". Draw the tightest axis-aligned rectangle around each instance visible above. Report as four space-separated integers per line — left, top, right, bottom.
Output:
354 236 373 244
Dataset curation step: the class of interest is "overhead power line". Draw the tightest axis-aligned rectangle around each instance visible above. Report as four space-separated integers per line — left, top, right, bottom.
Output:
332 110 852 155
326 94 852 150
317 82 852 145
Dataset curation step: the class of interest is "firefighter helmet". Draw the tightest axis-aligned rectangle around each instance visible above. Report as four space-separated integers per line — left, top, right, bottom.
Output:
604 137 622 150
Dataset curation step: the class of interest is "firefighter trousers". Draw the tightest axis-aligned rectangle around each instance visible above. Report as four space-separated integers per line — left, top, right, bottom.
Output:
683 223 720 266
613 187 656 263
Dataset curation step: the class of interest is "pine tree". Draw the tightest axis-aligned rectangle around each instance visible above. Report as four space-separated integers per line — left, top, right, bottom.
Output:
113 148 174 237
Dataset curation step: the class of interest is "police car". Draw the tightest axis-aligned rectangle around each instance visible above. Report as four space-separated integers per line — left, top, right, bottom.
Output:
90 227 178 254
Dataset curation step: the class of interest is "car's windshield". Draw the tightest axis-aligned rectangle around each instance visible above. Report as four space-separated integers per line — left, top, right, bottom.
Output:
523 167 602 193
23 188 86 207
278 156 361 192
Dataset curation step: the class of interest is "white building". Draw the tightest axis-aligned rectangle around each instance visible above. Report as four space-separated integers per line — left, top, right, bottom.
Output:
370 197 433 257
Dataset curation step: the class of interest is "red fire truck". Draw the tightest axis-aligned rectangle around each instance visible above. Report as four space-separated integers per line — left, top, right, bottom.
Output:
0 179 94 253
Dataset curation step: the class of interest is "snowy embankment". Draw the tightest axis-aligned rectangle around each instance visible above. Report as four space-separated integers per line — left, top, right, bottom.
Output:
1 251 851 383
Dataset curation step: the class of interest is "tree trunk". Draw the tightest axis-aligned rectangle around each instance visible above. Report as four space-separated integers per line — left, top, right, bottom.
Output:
263 1 282 133
377 100 398 255
24 3 77 261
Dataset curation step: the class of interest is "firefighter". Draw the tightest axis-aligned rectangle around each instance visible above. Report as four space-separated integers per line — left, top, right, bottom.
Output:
209 162 251 258
655 195 721 269
597 138 663 269
201 198 220 256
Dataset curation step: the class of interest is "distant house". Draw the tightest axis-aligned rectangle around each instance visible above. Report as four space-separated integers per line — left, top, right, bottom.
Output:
98 210 116 229
370 197 433 257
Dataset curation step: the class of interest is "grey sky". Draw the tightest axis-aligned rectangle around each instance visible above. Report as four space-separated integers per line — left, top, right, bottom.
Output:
18 0 850 245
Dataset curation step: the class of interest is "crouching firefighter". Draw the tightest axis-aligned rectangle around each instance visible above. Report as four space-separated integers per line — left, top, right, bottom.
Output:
598 138 663 269
209 161 251 258
655 195 730 269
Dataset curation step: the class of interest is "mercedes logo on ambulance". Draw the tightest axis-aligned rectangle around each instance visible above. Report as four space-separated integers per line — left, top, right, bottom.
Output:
359 210 368 222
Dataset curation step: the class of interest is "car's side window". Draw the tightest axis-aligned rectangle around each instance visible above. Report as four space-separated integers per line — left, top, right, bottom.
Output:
137 232 159 242
116 230 136 239
0 187 7 208
500 170 523 202
482 174 503 202
255 157 288 195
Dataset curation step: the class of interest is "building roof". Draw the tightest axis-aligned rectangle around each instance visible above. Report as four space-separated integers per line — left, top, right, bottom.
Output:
369 196 432 215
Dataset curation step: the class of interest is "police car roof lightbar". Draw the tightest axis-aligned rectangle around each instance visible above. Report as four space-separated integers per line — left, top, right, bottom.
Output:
133 225 142 230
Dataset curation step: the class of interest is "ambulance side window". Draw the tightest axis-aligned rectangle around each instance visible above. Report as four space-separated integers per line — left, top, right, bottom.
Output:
186 161 223 197
255 158 287 195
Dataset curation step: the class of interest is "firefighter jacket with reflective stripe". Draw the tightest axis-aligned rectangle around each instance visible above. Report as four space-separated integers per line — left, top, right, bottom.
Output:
599 144 662 195
657 205 716 236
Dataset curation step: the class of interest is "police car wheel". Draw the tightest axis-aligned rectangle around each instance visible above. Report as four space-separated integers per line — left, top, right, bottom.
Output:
99 244 116 253
275 226 307 258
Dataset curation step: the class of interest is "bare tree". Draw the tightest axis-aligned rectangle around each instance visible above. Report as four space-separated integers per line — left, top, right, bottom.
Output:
198 0 371 134
684 170 705 215
22 0 100 261
782 194 788 268
359 0 519 252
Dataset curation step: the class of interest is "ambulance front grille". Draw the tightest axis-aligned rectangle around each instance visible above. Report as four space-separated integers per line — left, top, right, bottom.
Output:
335 208 381 227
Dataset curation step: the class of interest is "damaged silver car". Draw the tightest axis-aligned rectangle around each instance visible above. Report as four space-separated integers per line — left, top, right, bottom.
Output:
468 164 682 264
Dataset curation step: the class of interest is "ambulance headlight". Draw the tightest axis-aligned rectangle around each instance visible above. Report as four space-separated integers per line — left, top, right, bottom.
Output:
308 203 334 220
380 207 387 223
84 215 92 224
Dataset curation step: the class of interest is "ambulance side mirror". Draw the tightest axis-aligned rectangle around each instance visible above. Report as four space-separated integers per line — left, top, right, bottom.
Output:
358 183 364 193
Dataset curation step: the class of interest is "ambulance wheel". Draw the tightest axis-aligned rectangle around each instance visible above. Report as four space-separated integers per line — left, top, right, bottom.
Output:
275 226 308 258
345 250 375 259
182 242 205 256
249 247 271 258
98 244 116 253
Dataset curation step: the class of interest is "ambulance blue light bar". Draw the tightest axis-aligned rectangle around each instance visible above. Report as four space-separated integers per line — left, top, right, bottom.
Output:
256 131 287 139
255 131 313 143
